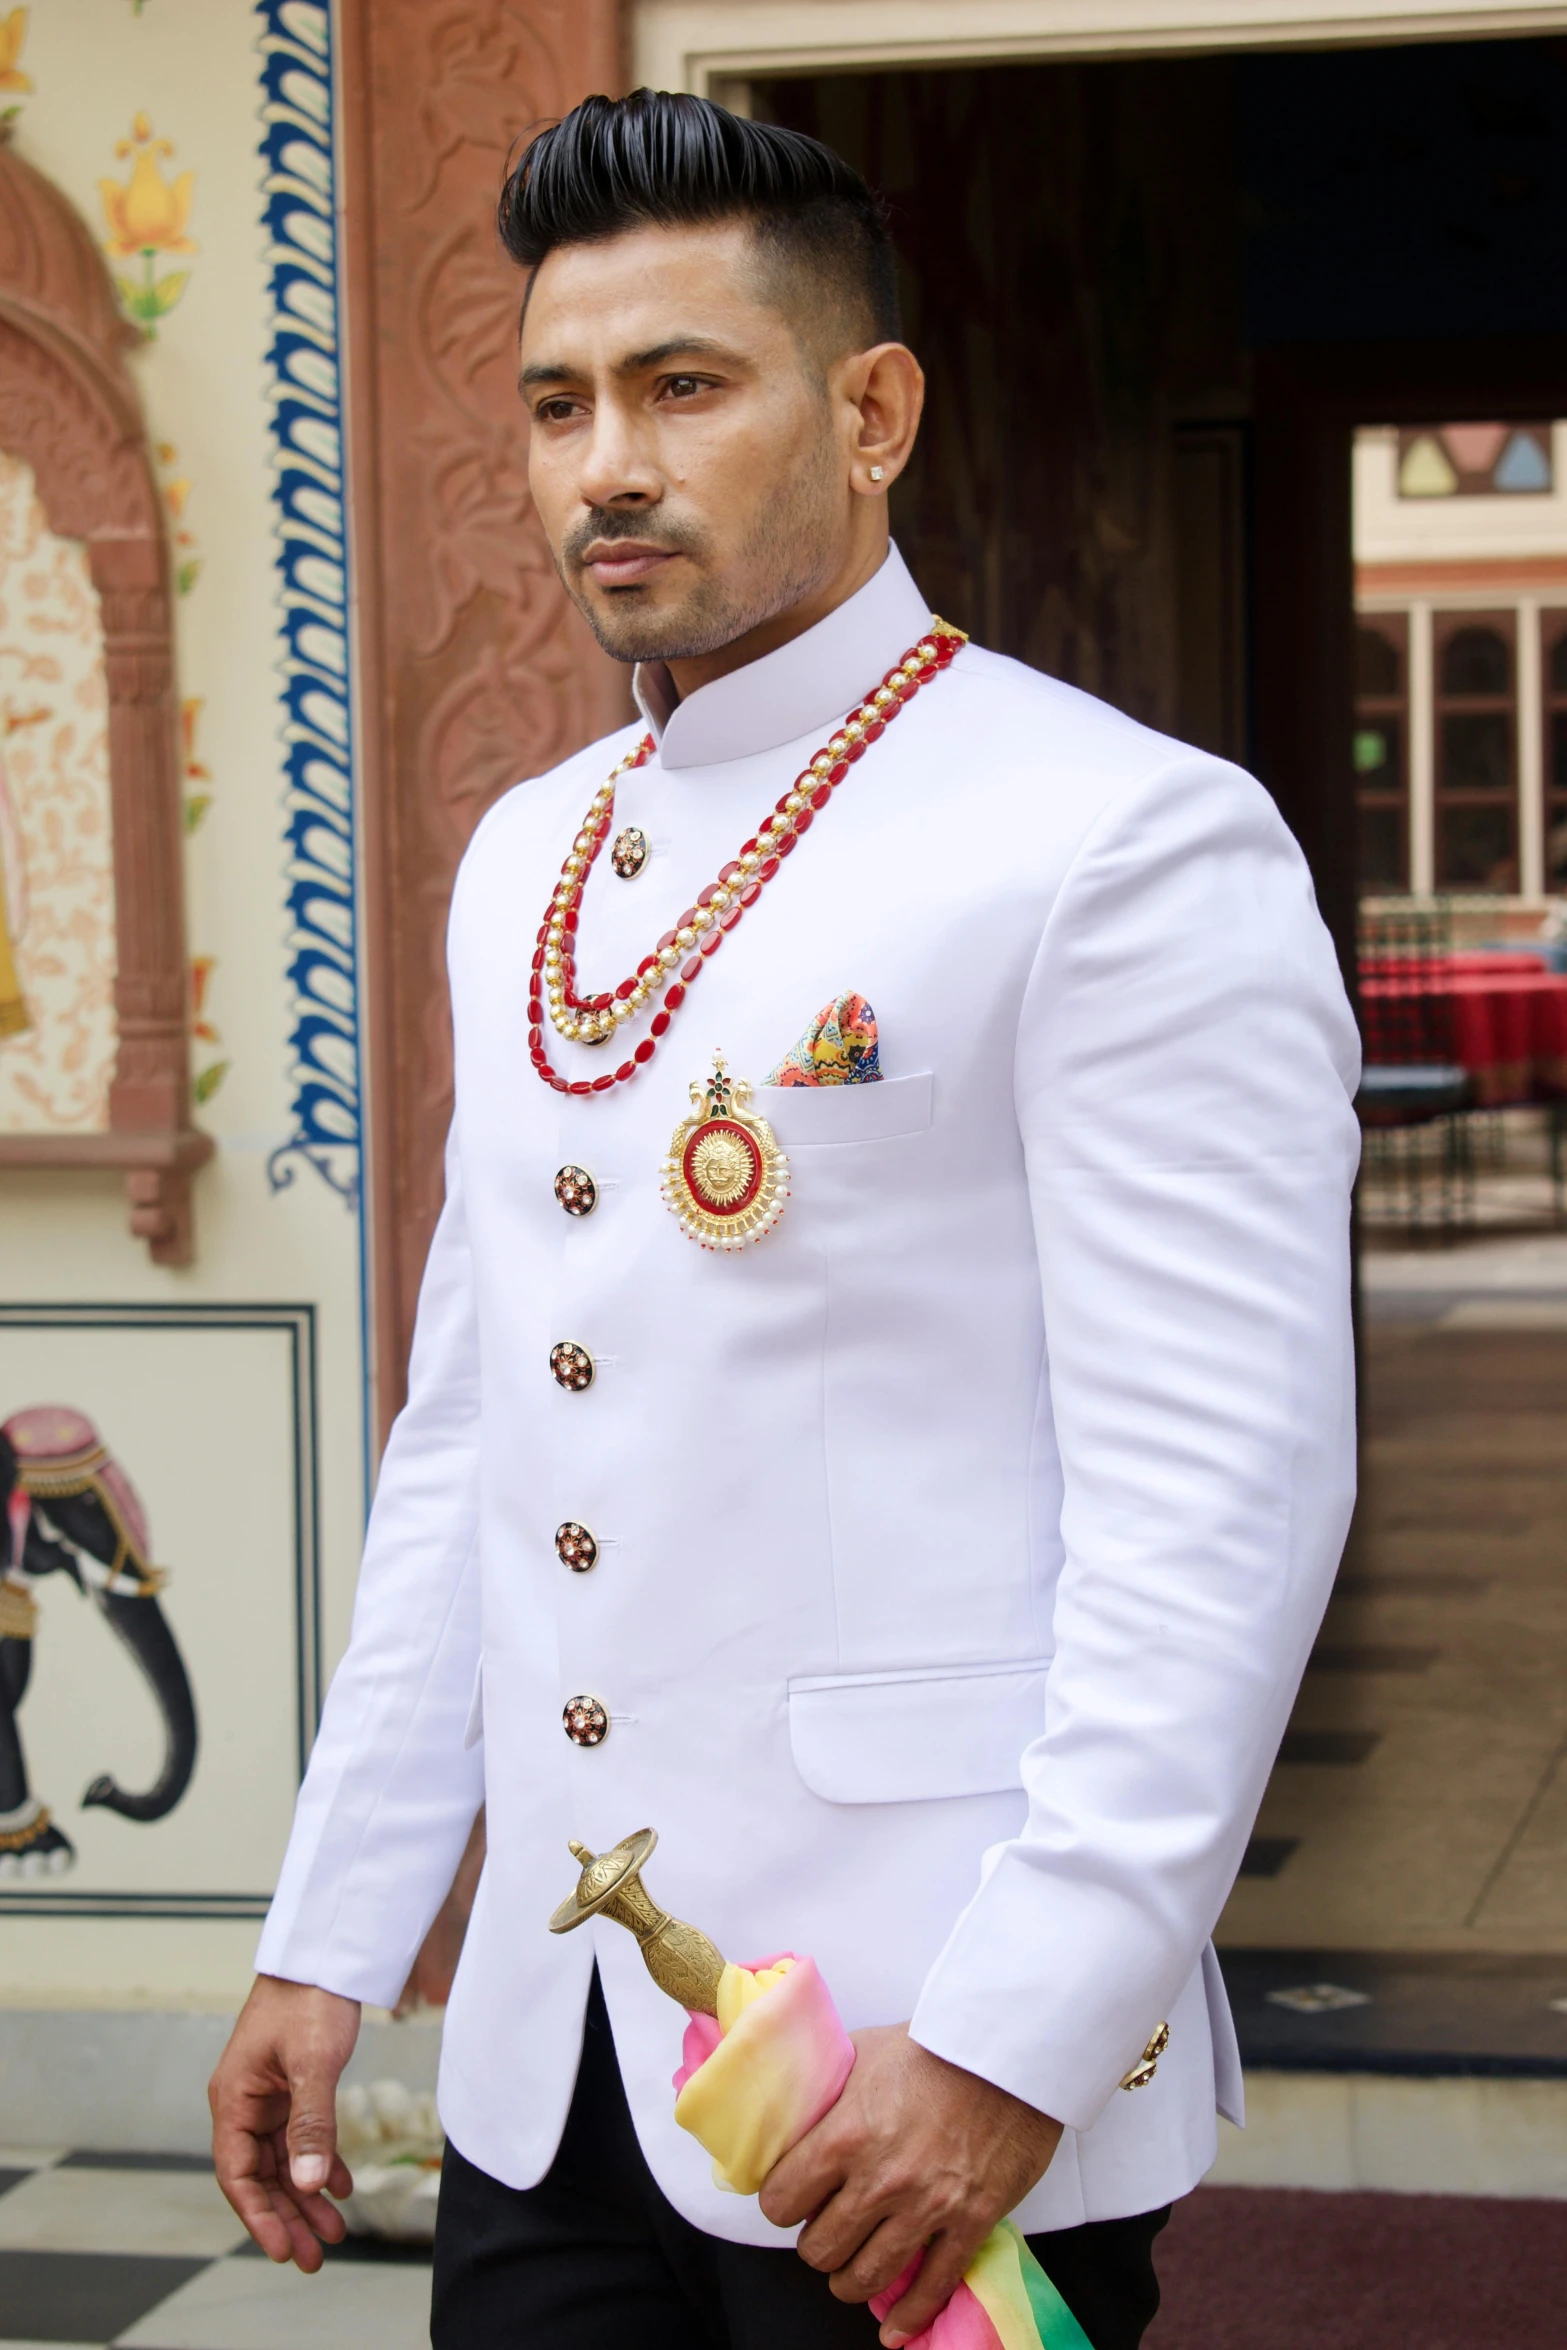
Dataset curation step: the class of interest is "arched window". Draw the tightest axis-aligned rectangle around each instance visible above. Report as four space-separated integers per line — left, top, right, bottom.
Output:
1440 626 1510 699
1433 612 1517 891
0 141 208 1261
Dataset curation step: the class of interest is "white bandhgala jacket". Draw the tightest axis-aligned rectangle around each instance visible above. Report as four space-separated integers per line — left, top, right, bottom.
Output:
257 547 1360 2241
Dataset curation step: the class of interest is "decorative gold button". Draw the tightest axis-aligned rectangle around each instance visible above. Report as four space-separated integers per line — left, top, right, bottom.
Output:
555 1165 597 1217
611 826 649 879
556 1521 598 1572
563 1694 609 1746
549 1342 594 1392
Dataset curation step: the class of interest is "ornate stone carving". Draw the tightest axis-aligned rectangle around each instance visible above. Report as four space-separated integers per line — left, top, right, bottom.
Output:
342 0 627 1431
0 134 210 1263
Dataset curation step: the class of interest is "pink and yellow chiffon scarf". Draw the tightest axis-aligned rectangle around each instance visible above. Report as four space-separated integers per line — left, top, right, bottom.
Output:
671 1957 1092 2350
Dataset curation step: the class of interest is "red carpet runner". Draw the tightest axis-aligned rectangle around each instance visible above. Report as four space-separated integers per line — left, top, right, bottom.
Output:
1150 2186 1567 2348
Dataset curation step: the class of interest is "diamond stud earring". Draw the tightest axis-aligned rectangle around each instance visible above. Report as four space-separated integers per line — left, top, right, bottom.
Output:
869 465 884 482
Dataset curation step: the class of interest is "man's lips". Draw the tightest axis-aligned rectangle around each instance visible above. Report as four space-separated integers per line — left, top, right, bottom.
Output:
580 544 680 587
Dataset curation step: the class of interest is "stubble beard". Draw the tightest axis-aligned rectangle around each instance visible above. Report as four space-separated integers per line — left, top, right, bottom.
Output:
559 434 841 667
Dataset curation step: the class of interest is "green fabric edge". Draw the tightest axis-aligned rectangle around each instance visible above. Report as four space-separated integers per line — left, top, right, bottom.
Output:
1003 2219 1098 2350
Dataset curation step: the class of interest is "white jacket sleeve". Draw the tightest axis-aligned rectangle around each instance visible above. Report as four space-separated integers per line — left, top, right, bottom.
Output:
909 754 1361 2131
255 1130 485 2007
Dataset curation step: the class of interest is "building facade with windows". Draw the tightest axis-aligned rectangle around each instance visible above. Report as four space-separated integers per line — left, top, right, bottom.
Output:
1354 421 1567 905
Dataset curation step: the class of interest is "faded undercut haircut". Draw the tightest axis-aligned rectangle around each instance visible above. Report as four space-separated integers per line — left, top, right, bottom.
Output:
498 89 902 357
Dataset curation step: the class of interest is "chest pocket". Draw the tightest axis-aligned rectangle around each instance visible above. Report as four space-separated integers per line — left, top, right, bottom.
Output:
757 1070 933 1148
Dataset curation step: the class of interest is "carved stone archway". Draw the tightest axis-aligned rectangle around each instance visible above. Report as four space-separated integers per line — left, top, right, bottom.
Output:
0 130 210 1263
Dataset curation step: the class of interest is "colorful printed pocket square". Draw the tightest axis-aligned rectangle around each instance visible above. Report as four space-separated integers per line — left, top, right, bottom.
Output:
766 992 882 1086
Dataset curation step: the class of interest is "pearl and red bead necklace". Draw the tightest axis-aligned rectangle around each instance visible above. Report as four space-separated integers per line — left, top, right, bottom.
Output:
527 618 966 1095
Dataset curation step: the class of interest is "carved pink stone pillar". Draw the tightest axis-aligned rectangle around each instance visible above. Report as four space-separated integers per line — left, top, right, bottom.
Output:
340 0 629 1438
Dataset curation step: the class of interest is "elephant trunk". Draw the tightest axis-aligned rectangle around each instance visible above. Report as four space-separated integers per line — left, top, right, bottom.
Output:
83 1589 198 1821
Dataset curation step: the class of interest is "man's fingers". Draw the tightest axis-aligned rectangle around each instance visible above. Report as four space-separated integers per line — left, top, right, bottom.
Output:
279 2197 332 2272
261 2183 328 2273
264 2124 350 2255
284 2061 340 2195
211 2110 289 2248
218 2157 327 2271
288 2180 350 2241
878 2232 974 2347
216 2122 342 2271
758 2124 848 2231
826 2213 927 2306
218 2170 296 2263
794 2175 894 2278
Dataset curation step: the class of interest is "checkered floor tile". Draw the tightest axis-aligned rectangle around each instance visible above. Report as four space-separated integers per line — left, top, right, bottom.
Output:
0 2149 431 2348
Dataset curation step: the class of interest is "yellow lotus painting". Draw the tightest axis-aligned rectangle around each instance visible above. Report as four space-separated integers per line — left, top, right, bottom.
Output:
99 111 196 334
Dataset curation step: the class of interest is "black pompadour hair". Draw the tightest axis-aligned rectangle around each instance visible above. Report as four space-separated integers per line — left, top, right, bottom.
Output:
498 89 901 348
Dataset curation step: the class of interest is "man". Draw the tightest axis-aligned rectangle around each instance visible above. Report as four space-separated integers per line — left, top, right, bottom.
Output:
211 90 1359 2350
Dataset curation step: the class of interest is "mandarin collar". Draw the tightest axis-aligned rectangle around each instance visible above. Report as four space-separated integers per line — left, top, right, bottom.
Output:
631 544 931 772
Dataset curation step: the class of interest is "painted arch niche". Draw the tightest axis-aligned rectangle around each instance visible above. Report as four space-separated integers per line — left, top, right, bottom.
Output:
0 130 209 1261
0 449 117 1131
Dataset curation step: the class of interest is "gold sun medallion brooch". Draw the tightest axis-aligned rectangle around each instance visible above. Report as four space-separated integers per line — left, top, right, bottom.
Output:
661 1055 789 1251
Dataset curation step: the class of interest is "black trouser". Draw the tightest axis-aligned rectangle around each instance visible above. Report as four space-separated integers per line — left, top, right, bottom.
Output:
432 1973 1168 2349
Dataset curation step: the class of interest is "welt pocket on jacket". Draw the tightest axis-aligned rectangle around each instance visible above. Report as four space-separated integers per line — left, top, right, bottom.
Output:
756 1069 933 1148
787 1655 1049 1803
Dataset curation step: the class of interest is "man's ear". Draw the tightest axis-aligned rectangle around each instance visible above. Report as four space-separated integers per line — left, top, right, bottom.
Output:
837 342 924 499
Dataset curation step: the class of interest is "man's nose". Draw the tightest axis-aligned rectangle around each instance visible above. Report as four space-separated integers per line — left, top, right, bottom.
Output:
575 404 660 511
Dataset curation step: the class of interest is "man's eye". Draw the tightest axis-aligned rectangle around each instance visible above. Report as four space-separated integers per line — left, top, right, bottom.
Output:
662 376 709 399
536 398 582 423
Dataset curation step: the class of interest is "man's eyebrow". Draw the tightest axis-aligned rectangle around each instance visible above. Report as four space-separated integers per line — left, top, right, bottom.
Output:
518 360 577 391
619 335 740 372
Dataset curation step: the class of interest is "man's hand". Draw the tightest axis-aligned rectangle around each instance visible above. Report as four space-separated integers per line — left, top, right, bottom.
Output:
759 2024 1063 2348
210 1975 361 2270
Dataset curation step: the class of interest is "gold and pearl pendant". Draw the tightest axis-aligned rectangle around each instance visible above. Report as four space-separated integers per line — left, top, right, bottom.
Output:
661 1056 789 1251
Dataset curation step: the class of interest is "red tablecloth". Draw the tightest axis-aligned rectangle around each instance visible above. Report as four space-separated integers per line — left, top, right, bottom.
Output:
1446 950 1550 977
1360 968 1567 1105
1360 951 1549 981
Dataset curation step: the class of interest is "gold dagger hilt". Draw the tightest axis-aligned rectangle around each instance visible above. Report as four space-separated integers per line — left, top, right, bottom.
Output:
548 1827 727 2016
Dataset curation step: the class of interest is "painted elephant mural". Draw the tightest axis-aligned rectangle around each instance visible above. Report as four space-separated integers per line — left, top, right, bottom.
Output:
0 1405 198 1878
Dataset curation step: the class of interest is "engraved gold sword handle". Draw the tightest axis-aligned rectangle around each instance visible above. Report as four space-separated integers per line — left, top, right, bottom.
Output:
551 1829 727 2016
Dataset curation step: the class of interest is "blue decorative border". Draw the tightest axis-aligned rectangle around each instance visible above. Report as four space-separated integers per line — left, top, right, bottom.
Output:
256 0 360 1209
